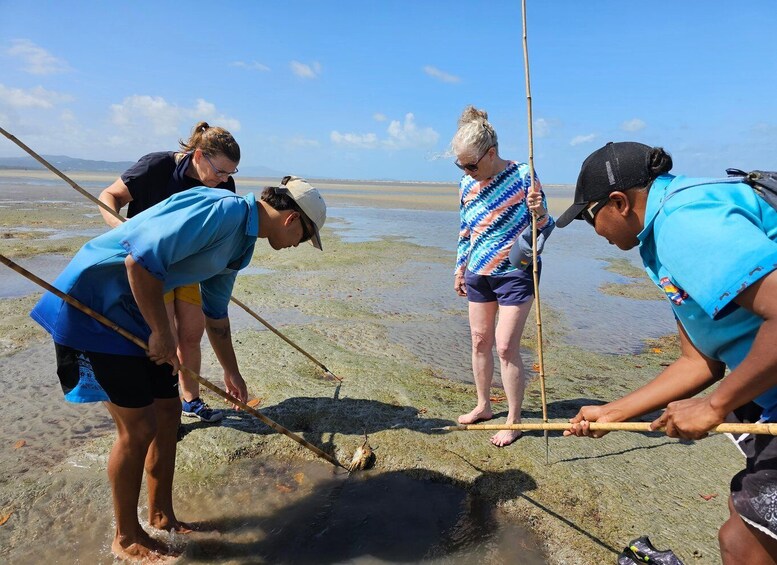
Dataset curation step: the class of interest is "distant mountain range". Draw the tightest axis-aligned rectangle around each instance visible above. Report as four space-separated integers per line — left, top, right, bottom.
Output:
0 154 135 173
0 154 290 178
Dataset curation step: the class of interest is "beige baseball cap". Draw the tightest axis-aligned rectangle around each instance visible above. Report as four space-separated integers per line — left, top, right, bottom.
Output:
279 175 326 250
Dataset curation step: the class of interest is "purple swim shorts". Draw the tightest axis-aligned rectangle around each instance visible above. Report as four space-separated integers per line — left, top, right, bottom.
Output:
464 265 539 306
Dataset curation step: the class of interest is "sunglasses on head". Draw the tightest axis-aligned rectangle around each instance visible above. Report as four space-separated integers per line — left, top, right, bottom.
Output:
454 145 494 173
582 197 610 226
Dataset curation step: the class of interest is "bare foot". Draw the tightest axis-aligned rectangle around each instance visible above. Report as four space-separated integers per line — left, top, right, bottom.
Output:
149 515 200 534
112 535 180 563
458 407 493 425
490 429 522 447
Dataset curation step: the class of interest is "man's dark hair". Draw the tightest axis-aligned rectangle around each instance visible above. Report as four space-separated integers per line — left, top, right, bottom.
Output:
647 148 673 184
260 186 300 212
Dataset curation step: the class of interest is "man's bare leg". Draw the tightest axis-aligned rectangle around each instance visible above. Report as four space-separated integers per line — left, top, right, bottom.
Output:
145 396 193 533
720 496 777 565
105 402 176 560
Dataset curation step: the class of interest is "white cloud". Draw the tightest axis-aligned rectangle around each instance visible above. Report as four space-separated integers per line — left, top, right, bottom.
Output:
287 136 320 148
373 112 387 122
384 113 439 149
110 95 241 139
534 118 550 138
570 133 596 146
0 83 72 109
230 61 270 72
110 95 180 136
7 39 70 75
191 99 241 131
330 113 439 151
621 118 646 132
330 131 378 148
290 60 322 79
423 65 460 84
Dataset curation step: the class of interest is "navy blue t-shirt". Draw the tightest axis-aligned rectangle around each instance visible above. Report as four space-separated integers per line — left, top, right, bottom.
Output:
121 151 236 218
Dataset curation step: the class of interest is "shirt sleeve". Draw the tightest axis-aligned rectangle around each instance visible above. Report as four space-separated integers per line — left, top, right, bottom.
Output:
657 199 777 319
119 192 242 281
455 183 471 276
200 271 238 319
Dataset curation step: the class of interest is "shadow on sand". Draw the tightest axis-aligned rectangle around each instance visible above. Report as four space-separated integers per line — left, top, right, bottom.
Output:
180 467 546 564
180 393 453 447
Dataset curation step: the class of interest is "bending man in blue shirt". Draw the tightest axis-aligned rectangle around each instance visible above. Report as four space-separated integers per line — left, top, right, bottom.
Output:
31 176 326 563
557 142 777 565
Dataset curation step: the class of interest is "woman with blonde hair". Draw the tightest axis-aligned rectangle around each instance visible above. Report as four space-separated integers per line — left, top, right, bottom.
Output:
99 121 240 424
452 105 553 447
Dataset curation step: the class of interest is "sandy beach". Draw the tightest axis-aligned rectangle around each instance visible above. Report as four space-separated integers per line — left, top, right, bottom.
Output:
0 171 739 564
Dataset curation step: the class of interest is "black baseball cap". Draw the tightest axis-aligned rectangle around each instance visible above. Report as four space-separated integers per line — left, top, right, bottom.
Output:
557 141 656 228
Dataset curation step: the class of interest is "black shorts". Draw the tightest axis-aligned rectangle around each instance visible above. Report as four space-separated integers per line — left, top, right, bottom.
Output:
727 402 777 541
55 343 179 408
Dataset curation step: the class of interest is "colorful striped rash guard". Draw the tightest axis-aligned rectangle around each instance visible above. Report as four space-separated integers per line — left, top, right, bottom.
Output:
456 161 550 276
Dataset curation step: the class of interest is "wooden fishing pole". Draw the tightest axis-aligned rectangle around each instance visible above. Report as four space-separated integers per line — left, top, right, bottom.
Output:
0 253 347 470
439 421 777 435
521 0 550 463
0 126 342 382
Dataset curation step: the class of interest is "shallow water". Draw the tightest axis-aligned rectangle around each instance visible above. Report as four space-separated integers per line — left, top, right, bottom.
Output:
0 181 676 353
328 205 676 355
2 457 547 565
0 342 113 482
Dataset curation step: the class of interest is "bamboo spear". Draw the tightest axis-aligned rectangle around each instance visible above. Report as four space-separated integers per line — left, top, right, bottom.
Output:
438 421 777 435
0 253 347 470
0 126 342 382
521 0 550 463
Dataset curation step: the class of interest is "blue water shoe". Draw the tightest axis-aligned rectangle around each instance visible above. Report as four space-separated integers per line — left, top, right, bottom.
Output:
182 397 223 423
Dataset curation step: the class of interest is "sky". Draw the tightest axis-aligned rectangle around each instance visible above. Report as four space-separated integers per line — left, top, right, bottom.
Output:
1 0 776 184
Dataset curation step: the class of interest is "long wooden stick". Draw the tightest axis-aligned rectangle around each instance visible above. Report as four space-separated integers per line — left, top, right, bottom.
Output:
0 126 342 382
440 421 777 435
521 0 549 462
0 253 347 470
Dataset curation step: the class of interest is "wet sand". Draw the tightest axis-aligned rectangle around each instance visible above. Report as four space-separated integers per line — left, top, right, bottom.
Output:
0 171 739 564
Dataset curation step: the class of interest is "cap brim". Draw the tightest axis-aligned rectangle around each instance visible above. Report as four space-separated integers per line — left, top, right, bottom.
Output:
556 202 589 228
310 226 322 250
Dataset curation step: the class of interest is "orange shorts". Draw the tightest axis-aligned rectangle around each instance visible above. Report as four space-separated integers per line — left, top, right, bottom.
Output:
163 283 202 306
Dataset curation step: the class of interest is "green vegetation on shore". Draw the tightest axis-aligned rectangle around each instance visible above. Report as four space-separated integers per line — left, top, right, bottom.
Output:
600 257 664 301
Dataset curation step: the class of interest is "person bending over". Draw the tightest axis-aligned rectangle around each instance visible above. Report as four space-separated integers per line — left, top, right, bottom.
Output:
32 176 326 562
559 141 777 565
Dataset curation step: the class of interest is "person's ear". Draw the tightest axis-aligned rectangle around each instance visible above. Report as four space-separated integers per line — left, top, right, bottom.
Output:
283 210 299 228
609 191 631 216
